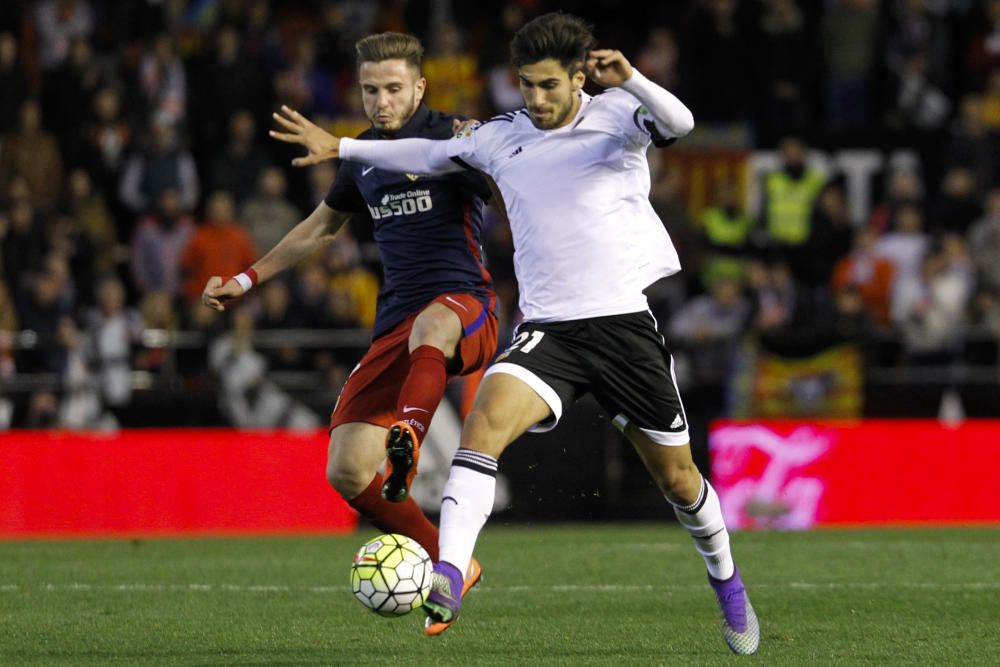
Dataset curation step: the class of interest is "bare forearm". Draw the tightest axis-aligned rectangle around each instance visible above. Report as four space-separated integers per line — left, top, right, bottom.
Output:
251 203 347 282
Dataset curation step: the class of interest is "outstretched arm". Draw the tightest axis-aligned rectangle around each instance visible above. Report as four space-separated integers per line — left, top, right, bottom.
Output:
586 49 694 138
269 105 462 175
202 202 349 311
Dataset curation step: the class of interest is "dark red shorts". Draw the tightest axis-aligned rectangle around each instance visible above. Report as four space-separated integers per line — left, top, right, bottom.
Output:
329 293 498 430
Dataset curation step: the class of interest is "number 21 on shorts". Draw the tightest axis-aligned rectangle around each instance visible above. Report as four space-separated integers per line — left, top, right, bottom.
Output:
511 330 545 353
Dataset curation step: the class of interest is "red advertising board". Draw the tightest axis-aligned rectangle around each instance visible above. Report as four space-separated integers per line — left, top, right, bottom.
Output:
709 420 1000 529
0 429 357 537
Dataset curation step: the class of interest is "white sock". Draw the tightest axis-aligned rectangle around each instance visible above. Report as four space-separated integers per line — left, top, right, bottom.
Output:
671 477 735 580
438 448 497 578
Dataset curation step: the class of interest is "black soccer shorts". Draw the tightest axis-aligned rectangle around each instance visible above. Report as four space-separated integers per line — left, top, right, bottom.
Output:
484 310 690 445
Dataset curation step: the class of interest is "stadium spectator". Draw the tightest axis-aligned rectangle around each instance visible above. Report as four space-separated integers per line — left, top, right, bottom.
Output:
306 161 337 206
942 95 999 190
829 283 877 344
190 25 270 154
208 307 320 429
291 262 334 329
930 166 983 235
892 246 973 364
635 27 679 91
64 168 117 275
84 277 142 407
798 181 854 289
875 202 931 306
759 136 826 278
118 120 199 216
886 51 952 132
483 3 529 114
749 260 805 333
129 187 194 298
137 33 187 127
0 32 28 134
967 1 1000 90
46 214 96 308
422 24 482 115
208 110 272 204
757 0 818 140
179 190 256 303
240 167 301 255
82 87 132 220
968 287 1000 341
0 99 64 210
821 0 878 130
669 276 751 380
324 235 379 330
273 39 336 118
41 36 105 167
832 226 895 327
968 187 1000 292
868 165 925 235
134 290 175 373
32 0 94 72
1 199 47 293
256 278 299 329
16 260 74 374
684 0 754 124
698 181 753 290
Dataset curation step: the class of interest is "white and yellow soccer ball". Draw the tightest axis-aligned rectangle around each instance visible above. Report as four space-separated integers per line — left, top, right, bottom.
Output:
350 534 433 616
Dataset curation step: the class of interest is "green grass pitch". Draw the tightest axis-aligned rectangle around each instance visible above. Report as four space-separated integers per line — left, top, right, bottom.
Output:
2 525 998 665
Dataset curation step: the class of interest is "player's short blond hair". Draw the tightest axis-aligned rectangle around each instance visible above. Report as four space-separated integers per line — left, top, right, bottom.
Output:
355 32 424 72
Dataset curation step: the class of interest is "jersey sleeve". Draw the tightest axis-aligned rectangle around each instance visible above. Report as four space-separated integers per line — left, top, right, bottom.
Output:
323 161 365 212
445 120 499 174
630 103 677 148
601 88 677 149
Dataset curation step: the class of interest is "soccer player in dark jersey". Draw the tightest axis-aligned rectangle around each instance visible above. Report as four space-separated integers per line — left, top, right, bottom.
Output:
202 33 496 594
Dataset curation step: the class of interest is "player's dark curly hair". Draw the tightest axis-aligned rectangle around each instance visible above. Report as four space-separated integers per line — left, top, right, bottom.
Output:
510 12 597 74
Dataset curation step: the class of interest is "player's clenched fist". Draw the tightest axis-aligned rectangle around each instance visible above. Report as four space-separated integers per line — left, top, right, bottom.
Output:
202 276 242 312
585 49 633 88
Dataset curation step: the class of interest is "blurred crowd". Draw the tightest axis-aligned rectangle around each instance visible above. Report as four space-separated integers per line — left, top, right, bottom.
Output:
0 0 999 428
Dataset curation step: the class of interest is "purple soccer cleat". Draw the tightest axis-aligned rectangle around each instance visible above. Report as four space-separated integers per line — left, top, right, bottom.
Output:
708 568 760 655
422 561 463 632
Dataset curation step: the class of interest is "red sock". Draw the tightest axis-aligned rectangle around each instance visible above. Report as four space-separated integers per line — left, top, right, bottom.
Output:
347 473 440 561
395 345 447 439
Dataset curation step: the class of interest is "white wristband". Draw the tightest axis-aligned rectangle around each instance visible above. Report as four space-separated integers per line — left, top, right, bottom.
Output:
233 272 254 293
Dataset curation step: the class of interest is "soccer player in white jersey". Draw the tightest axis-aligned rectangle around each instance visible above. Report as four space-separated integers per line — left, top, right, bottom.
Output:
270 12 759 654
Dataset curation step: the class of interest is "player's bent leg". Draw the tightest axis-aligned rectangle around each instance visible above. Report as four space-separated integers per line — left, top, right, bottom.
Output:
327 423 388 499
408 302 464 356
626 425 759 655
328 423 442 561
383 303 465 503
423 372 551 635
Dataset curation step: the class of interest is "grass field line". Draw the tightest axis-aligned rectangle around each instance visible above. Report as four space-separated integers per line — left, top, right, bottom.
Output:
2 581 999 594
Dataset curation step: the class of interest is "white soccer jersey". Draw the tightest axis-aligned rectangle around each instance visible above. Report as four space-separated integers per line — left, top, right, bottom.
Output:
446 89 682 323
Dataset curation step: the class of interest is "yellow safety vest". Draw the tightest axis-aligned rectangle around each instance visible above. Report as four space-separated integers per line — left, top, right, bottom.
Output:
702 208 753 247
765 170 825 245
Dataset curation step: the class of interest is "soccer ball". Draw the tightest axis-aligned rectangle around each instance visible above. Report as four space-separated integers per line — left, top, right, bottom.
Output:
350 533 433 616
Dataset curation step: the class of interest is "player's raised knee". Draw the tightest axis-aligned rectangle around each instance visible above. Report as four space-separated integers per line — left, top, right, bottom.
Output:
326 449 371 498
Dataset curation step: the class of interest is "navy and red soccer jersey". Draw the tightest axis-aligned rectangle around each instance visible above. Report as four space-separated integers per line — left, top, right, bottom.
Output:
325 104 496 340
